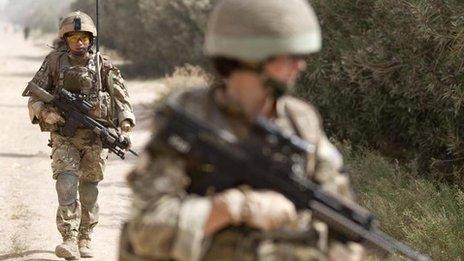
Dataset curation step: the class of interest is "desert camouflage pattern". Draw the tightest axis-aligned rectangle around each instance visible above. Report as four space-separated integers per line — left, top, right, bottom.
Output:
53 129 103 242
51 130 108 181
25 49 135 242
119 87 363 261
27 50 135 129
59 10 97 38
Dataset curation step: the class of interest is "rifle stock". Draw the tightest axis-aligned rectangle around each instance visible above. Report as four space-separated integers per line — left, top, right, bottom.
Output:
153 98 430 261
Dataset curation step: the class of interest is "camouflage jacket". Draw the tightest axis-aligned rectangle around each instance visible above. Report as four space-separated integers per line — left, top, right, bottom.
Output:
121 87 362 261
26 49 135 131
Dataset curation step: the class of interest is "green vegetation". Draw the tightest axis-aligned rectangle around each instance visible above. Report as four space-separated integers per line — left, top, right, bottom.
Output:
346 146 464 260
301 0 464 181
71 0 215 76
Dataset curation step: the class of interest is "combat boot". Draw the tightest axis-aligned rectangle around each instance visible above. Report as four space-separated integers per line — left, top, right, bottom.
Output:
55 237 80 260
78 238 93 258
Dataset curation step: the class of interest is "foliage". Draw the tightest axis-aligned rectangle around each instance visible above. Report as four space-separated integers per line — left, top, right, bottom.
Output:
345 146 464 260
299 0 464 181
71 0 216 76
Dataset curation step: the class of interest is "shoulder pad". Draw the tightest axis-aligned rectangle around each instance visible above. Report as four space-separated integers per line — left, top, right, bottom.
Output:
277 95 322 124
99 54 115 69
277 95 323 144
43 50 66 65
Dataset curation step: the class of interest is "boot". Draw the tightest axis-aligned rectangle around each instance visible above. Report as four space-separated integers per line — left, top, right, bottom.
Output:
55 237 80 260
78 238 93 258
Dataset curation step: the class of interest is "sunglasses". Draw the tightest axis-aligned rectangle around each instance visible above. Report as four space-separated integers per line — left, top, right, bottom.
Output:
66 33 91 45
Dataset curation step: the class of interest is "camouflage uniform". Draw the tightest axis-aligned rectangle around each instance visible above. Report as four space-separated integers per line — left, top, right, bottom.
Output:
120 0 362 260
120 87 362 261
24 10 135 259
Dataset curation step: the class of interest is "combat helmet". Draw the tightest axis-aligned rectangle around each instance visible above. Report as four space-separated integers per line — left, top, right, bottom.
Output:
204 0 321 61
59 11 97 38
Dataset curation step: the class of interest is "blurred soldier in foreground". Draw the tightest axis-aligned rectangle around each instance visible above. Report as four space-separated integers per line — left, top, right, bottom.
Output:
120 0 363 260
23 11 135 260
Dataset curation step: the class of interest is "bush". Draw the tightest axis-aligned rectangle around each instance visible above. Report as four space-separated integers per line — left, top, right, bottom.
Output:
71 0 216 76
299 0 464 181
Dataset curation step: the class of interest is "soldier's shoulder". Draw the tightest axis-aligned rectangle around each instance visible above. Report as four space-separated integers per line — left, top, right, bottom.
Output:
170 86 211 107
42 50 66 67
278 95 322 123
99 53 117 69
161 86 214 121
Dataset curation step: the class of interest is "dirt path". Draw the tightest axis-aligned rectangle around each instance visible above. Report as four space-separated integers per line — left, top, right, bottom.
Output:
0 28 165 261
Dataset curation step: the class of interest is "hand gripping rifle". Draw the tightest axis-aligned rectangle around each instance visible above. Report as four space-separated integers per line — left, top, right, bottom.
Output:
23 81 138 159
151 97 431 261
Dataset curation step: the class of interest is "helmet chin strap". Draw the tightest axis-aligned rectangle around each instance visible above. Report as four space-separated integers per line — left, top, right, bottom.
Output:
262 76 288 99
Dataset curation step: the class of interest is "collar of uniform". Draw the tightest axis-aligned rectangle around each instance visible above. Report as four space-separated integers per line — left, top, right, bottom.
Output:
212 86 284 123
67 51 91 66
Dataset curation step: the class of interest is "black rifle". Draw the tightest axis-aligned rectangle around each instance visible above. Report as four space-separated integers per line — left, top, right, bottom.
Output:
23 81 137 159
153 98 430 261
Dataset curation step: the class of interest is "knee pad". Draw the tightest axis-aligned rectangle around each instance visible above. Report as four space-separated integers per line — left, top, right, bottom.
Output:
79 181 99 207
55 172 78 206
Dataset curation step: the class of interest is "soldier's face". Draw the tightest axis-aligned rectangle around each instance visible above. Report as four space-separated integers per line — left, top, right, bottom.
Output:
66 32 91 55
264 55 307 86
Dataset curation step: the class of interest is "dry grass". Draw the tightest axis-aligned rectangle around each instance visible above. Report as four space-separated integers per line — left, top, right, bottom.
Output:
9 204 32 256
345 146 464 260
10 232 29 257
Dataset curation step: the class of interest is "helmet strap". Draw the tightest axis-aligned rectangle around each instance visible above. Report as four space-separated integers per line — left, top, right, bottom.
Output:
262 75 288 99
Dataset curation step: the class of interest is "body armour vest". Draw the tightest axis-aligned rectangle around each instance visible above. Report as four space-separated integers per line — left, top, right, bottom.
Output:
57 53 112 124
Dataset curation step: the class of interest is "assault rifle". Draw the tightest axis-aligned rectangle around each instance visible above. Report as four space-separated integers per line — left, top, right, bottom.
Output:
153 97 430 261
23 81 137 159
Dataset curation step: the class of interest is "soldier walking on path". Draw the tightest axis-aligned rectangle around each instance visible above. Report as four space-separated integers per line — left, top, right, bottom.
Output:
119 0 364 260
23 11 135 260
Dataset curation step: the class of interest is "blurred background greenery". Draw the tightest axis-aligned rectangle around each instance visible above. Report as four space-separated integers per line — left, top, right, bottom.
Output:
2 0 464 259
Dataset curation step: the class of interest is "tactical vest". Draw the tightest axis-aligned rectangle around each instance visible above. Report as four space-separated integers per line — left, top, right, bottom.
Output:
56 53 112 124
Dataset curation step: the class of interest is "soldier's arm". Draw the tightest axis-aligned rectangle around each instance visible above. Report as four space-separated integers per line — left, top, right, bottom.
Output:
126 144 211 261
313 134 364 259
102 59 136 128
313 134 354 199
26 58 54 124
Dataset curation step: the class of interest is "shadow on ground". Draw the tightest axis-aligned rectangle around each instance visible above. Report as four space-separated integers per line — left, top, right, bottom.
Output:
0 103 25 109
0 250 55 260
0 72 36 78
10 54 45 62
0 152 49 158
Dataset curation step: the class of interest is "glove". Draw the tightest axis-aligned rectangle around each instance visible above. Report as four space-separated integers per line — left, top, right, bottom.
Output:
39 107 65 125
242 190 297 231
214 189 297 231
119 120 133 149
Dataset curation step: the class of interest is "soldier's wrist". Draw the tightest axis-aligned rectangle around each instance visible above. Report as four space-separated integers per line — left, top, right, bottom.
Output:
204 197 236 236
120 120 133 133
31 101 45 118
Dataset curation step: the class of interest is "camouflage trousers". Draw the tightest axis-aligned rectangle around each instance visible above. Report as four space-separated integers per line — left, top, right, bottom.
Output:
50 129 108 240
